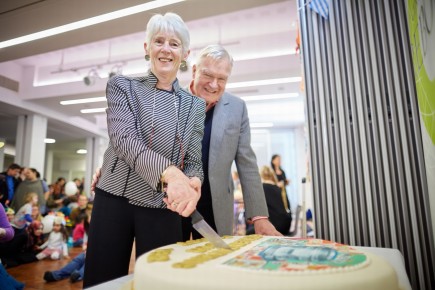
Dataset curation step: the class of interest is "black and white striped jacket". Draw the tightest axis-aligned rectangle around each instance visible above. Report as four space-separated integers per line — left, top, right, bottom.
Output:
96 72 205 208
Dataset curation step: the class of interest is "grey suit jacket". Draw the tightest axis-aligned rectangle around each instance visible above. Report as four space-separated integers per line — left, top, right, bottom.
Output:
208 92 269 235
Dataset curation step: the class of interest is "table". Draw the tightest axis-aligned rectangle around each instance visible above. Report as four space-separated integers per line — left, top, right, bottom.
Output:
86 247 412 290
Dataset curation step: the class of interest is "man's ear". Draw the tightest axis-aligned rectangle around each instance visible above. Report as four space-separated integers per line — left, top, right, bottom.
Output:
192 64 197 79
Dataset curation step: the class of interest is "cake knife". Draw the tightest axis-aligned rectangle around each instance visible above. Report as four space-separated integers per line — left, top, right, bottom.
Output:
190 210 232 249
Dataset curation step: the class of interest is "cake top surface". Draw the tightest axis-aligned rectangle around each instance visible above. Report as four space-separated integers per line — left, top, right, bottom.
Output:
147 235 369 274
134 235 400 290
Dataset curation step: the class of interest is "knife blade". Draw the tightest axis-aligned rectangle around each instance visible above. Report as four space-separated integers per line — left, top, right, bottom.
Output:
190 210 232 249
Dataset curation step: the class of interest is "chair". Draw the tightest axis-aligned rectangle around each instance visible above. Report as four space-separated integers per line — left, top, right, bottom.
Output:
288 205 302 237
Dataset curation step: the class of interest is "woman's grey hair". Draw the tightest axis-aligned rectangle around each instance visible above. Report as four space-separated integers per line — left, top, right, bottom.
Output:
196 44 234 69
145 12 190 54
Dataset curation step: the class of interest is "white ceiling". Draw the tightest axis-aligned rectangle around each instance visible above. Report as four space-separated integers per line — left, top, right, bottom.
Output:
0 0 304 159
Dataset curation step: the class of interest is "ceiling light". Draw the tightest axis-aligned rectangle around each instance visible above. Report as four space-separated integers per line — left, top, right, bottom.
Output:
109 64 123 78
250 122 274 128
226 77 302 89
83 69 100 86
81 108 107 114
241 93 299 101
0 0 185 49
61 97 106 105
233 49 296 61
76 149 87 154
44 138 56 143
0 141 4 149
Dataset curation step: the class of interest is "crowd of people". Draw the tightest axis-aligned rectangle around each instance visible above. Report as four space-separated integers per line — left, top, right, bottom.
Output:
0 163 92 287
1 11 298 289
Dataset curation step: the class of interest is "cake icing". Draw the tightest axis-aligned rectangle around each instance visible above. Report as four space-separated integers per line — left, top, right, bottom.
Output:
132 235 401 290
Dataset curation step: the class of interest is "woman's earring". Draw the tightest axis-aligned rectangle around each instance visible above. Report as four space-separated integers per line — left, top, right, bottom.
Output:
179 60 188 72
145 55 150 61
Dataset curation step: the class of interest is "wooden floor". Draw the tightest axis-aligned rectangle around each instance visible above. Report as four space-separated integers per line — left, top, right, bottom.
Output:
5 246 135 290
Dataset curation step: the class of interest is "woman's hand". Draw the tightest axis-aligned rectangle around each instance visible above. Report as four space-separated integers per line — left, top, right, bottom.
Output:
162 166 200 217
90 167 101 197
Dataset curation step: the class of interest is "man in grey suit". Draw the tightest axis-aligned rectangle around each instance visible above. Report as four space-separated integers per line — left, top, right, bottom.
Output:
182 44 281 239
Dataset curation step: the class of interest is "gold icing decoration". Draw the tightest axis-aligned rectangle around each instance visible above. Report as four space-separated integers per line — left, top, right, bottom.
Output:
172 235 262 269
147 248 173 263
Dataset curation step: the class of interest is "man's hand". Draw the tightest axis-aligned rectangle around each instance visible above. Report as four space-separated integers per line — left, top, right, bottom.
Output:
189 177 201 196
254 219 282 236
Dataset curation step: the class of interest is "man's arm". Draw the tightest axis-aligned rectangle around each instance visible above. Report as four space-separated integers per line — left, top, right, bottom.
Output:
234 98 281 236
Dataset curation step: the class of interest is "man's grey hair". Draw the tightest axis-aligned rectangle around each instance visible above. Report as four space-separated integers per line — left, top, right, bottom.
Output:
195 44 234 69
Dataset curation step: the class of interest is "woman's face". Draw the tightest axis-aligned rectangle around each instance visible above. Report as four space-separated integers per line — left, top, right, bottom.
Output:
272 156 281 167
145 31 187 82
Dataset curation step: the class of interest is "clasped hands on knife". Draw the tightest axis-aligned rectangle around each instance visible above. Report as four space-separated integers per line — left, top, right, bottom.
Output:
90 165 200 217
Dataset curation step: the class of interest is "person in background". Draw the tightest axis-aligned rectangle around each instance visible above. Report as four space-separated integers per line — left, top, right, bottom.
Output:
46 178 66 213
44 210 90 284
0 206 14 242
57 198 72 218
10 192 38 233
31 205 43 222
25 220 45 254
84 12 205 288
69 194 88 227
0 205 25 290
10 168 46 214
258 166 292 235
36 216 69 260
73 178 84 195
5 207 15 223
0 163 22 207
271 154 291 213
72 212 88 248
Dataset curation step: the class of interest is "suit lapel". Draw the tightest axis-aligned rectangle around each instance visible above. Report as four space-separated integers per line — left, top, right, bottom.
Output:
209 94 230 170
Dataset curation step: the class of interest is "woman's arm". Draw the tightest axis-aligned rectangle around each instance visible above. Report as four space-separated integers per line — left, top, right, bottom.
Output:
0 206 14 242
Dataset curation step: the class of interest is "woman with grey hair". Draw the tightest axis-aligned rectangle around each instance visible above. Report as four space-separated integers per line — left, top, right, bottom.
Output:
84 12 205 287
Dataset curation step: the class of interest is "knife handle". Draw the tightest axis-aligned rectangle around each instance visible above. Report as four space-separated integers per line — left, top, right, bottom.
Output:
190 210 203 224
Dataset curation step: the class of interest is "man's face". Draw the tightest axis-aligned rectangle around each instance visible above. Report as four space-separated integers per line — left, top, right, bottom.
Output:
7 168 20 178
192 57 232 104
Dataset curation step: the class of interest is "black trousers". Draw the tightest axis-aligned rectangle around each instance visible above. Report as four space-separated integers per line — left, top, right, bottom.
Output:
83 188 182 288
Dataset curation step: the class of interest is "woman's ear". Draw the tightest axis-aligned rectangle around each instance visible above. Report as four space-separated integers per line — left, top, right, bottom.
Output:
184 49 190 61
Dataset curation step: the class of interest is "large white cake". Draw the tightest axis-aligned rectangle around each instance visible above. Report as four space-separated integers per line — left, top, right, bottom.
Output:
129 235 401 290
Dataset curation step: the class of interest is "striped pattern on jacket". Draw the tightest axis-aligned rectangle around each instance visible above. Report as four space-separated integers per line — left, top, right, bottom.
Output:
96 72 206 208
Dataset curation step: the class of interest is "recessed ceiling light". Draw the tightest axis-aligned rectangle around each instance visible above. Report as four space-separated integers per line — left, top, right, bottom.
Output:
61 97 106 105
226 77 301 89
44 138 56 143
81 108 107 113
0 0 185 49
241 93 299 101
76 149 87 154
250 122 274 128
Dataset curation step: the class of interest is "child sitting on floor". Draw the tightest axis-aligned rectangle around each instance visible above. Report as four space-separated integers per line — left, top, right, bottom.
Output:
36 216 69 260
